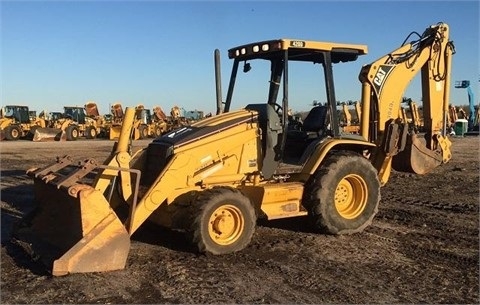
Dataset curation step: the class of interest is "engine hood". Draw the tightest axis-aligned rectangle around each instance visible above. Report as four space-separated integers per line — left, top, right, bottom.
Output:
152 108 257 148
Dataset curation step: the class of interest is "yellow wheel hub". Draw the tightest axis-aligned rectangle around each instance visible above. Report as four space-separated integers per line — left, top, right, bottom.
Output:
334 174 368 219
208 204 244 245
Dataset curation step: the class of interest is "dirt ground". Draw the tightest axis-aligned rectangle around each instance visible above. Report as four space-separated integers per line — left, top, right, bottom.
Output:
0 136 478 304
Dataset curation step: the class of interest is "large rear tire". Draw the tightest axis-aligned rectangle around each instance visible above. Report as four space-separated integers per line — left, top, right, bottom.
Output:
304 152 380 234
189 187 256 255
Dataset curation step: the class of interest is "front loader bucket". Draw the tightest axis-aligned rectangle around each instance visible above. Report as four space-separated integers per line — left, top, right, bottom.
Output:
392 133 442 175
15 174 130 276
33 128 64 142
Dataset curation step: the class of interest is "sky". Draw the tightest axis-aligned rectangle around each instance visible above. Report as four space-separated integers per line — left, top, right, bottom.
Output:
1 0 479 115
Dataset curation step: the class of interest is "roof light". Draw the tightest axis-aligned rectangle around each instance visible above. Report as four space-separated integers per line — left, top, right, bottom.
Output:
262 44 269 51
240 48 246 55
253 45 259 52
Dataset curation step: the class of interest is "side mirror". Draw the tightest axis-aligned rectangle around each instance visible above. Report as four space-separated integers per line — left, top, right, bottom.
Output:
243 62 251 73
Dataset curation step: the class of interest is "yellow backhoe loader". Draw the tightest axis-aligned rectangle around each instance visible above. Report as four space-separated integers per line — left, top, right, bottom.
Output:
338 101 360 134
408 99 424 132
15 22 454 276
108 103 125 140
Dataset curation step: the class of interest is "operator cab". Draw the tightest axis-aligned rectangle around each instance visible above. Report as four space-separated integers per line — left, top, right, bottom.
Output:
1 105 31 124
64 106 86 124
221 39 367 178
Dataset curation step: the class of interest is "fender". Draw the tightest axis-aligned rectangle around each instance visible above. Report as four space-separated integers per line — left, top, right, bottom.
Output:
301 137 377 176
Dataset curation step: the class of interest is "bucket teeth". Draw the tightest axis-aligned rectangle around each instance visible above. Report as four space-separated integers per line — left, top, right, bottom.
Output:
18 156 131 276
27 155 74 179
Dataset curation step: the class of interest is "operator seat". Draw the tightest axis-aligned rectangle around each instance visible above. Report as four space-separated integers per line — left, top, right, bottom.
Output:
302 105 329 136
284 105 329 160
287 105 329 140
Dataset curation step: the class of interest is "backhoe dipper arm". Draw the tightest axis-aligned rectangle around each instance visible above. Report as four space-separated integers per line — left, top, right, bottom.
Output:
358 22 455 185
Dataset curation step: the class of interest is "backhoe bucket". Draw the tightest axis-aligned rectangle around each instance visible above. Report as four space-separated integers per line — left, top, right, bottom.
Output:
15 175 130 276
392 133 442 175
32 128 65 142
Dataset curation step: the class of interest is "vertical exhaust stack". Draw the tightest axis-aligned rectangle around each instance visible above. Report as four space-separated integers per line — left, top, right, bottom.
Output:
215 49 223 115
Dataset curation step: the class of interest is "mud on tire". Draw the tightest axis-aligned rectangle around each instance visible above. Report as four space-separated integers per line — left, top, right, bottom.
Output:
303 151 380 234
189 187 256 255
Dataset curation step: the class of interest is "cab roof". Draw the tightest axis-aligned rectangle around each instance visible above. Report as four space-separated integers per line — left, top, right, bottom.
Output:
228 38 368 64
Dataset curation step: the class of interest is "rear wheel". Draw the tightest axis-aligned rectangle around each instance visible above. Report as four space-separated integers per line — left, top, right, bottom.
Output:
138 125 149 139
304 152 380 234
65 125 79 141
5 125 21 140
85 126 97 139
154 126 163 137
189 187 256 255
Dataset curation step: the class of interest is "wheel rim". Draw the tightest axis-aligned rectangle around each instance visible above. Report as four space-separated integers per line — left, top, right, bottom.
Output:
334 174 368 219
72 129 78 138
11 128 19 138
90 128 96 137
208 204 244 245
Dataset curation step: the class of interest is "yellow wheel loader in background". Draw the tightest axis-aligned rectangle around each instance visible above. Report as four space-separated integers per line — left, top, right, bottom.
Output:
15 22 454 276
0 105 47 141
33 105 105 141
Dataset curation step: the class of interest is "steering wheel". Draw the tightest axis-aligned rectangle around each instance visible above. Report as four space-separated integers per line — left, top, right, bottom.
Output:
272 102 283 115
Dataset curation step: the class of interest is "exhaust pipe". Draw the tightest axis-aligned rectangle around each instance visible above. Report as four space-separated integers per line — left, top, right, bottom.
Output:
215 49 223 115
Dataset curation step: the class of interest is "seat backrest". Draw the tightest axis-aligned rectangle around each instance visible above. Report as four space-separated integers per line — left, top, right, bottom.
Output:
302 106 328 132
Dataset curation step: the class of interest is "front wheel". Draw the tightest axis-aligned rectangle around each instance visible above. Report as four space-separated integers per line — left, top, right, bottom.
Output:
5 125 21 140
85 126 97 139
189 187 256 255
65 125 79 141
303 152 380 234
